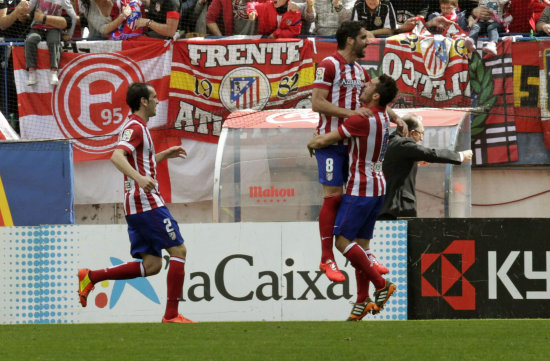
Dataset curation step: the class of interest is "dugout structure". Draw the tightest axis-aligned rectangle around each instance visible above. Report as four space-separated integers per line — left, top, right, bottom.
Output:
213 108 471 222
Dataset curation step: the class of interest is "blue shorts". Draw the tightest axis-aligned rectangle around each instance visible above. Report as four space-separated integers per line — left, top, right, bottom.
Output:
126 206 184 258
315 145 348 187
334 195 385 241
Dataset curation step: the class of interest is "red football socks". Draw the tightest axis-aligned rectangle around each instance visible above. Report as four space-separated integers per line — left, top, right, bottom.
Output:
355 269 370 303
88 261 142 284
343 243 385 290
164 256 186 320
319 195 343 263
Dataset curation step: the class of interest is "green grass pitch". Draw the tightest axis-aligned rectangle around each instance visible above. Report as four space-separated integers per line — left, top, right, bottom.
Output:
2 320 550 361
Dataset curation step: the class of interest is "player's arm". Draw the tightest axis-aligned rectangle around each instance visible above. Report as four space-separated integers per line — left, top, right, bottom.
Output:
307 129 343 156
386 107 408 135
312 88 366 118
155 146 187 163
111 148 157 192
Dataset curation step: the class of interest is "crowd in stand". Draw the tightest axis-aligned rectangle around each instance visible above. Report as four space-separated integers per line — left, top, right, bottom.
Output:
1 0 549 42
1 0 550 106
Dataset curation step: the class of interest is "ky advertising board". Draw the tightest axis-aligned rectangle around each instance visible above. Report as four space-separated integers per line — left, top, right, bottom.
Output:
408 218 550 319
0 221 407 324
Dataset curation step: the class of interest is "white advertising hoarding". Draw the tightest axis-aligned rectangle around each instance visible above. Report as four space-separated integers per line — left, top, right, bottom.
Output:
0 222 407 323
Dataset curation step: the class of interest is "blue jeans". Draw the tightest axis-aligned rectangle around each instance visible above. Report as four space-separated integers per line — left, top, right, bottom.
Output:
469 21 503 43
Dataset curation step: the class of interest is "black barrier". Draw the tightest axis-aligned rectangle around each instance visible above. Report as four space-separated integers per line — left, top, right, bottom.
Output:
408 218 550 319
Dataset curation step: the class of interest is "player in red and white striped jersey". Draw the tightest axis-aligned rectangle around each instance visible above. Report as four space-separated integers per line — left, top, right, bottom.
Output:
78 82 196 324
308 75 398 320
311 20 406 283
116 113 166 215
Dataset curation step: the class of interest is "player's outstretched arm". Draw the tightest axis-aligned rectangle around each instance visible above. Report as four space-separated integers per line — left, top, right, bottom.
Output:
155 146 187 163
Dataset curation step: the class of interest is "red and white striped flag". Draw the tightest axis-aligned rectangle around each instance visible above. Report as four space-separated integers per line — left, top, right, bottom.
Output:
13 39 172 161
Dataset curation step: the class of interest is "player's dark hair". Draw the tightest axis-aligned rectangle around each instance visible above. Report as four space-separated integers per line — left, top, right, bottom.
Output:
126 82 152 113
336 21 365 50
375 74 398 107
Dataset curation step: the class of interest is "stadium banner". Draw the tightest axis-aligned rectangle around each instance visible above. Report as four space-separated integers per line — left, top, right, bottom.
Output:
470 38 518 165
0 141 74 226
408 218 550 319
539 44 550 148
359 20 471 109
512 42 542 133
12 39 172 162
168 38 315 143
0 221 407 323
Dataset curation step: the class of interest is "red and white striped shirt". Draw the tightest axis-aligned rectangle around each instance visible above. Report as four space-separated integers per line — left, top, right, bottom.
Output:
115 114 165 215
313 52 370 144
337 106 391 197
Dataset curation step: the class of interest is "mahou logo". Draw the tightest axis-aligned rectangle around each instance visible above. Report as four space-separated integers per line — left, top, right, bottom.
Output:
52 53 145 157
421 240 476 310
249 186 295 203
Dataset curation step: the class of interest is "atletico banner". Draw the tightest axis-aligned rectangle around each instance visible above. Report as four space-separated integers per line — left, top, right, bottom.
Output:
360 20 471 108
13 39 173 161
168 38 315 143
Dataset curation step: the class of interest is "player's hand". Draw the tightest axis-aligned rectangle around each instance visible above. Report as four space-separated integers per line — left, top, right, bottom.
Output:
248 12 257 21
163 146 187 160
542 23 550 36
461 150 473 162
137 175 157 193
394 117 408 135
353 107 373 117
307 145 315 157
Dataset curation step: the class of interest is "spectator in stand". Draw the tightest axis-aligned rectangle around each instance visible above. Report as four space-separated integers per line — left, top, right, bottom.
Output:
206 0 257 36
428 0 478 18
135 0 180 39
247 0 302 38
188 0 211 35
0 0 31 38
25 0 77 86
464 0 511 56
292 0 315 35
348 0 397 36
536 1 550 35
391 0 429 27
427 0 468 32
79 0 139 39
109 0 144 39
303 0 353 36
1 0 30 127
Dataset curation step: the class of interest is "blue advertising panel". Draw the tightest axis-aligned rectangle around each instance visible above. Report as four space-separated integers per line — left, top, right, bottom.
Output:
0 141 74 226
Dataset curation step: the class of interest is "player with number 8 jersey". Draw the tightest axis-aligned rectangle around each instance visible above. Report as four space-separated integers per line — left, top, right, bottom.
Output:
77 82 196 324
